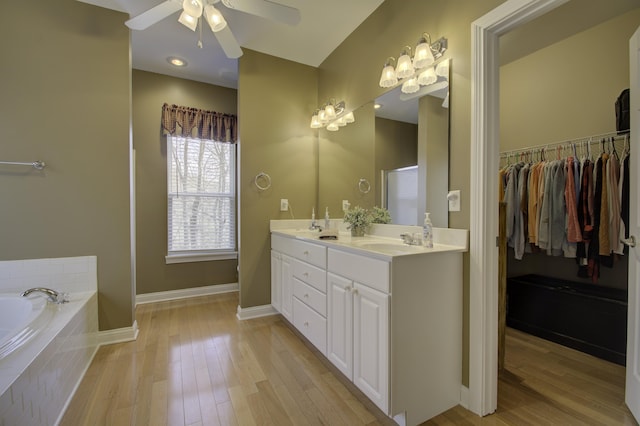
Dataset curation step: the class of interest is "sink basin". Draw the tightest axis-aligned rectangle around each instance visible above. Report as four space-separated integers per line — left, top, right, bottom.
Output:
352 242 425 254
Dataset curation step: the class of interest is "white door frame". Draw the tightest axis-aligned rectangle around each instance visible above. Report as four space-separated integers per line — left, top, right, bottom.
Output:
625 26 640 422
468 0 569 415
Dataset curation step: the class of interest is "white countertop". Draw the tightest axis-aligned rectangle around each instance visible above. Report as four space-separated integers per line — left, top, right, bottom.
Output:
271 222 468 260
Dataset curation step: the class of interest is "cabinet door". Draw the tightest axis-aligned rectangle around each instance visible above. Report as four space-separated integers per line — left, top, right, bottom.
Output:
327 272 353 378
353 282 389 414
281 254 293 321
270 251 281 312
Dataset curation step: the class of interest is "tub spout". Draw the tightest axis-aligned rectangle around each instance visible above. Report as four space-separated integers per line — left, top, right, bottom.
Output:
21 288 68 304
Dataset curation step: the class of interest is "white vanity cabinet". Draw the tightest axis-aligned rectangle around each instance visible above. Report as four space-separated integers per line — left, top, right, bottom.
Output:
271 227 465 425
327 249 390 413
271 234 327 352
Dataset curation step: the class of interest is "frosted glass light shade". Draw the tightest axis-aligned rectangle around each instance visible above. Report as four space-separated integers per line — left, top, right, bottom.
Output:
417 67 437 86
204 5 227 32
327 122 339 131
183 0 203 18
344 112 355 123
413 41 434 69
178 11 198 31
318 109 327 123
379 64 398 88
337 117 347 127
436 59 450 77
395 53 413 79
310 113 322 129
401 77 420 94
324 104 336 121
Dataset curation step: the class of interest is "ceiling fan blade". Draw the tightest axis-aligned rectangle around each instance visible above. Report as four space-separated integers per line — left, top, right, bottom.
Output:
214 26 243 59
221 0 301 26
125 0 182 30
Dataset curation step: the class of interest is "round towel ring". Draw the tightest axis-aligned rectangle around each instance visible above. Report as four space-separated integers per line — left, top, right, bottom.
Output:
254 172 272 191
358 178 371 194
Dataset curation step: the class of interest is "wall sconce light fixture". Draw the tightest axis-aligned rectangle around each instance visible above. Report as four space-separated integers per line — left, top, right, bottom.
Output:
379 34 448 94
310 99 355 131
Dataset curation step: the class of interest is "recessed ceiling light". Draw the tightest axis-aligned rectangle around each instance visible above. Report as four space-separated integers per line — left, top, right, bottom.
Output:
167 57 187 67
374 103 382 109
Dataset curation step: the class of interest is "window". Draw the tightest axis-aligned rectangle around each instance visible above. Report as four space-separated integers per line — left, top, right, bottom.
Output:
166 135 236 263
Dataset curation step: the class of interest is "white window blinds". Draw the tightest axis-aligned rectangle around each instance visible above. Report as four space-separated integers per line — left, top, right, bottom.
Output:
167 136 236 253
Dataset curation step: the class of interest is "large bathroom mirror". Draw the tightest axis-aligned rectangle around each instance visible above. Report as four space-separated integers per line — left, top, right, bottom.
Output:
318 62 450 227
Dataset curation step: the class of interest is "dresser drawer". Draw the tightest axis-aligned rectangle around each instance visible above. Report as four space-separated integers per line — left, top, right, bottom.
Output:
291 239 326 268
293 298 327 355
293 259 326 293
294 278 327 317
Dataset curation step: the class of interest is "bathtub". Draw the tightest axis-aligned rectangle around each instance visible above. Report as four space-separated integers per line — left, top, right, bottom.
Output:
0 295 48 360
0 256 99 426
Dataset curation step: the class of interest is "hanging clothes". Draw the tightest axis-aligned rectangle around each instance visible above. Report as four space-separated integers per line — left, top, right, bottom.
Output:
499 135 629 283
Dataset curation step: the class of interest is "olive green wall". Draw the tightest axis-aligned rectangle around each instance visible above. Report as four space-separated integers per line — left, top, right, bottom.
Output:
319 103 377 214
0 0 133 330
132 70 239 295
375 117 418 207
237 50 318 308
500 8 640 148
318 0 506 387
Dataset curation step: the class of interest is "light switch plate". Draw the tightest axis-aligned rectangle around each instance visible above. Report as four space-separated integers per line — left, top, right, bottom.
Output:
342 200 350 211
280 199 289 211
448 190 460 212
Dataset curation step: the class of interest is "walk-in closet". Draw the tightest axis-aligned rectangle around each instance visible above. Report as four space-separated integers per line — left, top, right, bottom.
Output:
494 2 639 422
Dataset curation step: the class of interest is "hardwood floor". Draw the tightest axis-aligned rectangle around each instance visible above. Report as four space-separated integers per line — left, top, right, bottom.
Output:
60 292 637 425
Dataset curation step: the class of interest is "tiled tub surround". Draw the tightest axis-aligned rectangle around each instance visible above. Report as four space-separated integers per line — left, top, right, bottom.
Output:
0 256 98 426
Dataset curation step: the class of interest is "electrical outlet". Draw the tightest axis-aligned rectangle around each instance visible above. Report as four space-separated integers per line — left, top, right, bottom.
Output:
342 200 350 211
280 199 289 212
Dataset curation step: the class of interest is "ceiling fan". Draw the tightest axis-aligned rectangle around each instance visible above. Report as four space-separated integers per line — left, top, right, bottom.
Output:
125 0 301 59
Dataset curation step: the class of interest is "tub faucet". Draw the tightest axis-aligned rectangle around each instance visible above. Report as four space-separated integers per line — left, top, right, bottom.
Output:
21 287 68 304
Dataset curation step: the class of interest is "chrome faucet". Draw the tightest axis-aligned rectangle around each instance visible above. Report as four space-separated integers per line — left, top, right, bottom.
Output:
400 233 423 246
21 287 68 304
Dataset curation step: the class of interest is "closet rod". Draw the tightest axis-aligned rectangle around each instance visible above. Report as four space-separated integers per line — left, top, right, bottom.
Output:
499 130 628 156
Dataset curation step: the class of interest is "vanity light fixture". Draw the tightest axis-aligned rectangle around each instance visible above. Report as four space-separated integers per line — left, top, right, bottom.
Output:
378 34 448 94
309 99 356 131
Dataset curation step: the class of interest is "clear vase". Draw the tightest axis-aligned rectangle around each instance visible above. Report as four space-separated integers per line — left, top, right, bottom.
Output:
351 227 365 237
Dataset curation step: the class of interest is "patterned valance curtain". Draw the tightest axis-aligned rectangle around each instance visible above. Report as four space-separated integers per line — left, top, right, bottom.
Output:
161 103 238 142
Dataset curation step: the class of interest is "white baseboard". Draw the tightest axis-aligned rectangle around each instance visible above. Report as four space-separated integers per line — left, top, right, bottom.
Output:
236 304 279 320
460 385 470 409
96 320 139 346
135 283 239 306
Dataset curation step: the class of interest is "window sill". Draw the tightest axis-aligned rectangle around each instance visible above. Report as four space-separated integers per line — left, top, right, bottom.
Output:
165 252 238 264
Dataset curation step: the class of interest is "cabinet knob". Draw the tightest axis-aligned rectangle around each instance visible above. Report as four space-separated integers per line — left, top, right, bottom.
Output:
352 288 359 295
304 321 309 327
345 286 351 292
303 272 309 277
303 250 309 255
304 293 309 298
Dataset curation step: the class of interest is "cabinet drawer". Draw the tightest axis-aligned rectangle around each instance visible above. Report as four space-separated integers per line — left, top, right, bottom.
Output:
291 239 326 268
328 248 390 293
293 259 326 293
294 278 327 317
293 298 327 355
271 234 326 268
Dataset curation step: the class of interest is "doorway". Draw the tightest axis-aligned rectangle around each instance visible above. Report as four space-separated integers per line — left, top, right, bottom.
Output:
469 0 640 419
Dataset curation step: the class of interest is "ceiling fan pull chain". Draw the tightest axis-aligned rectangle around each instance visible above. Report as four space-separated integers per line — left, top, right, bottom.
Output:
197 16 204 48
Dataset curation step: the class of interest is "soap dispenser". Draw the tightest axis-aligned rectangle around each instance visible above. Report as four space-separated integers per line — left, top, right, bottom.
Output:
423 212 433 248
324 207 330 230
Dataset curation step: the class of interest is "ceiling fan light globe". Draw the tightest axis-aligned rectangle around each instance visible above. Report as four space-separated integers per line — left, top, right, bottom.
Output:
178 10 198 31
182 0 203 18
204 5 227 32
